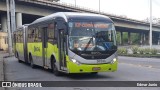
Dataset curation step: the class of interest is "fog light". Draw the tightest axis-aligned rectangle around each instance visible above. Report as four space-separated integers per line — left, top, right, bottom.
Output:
111 58 117 64
71 58 81 65
72 59 76 63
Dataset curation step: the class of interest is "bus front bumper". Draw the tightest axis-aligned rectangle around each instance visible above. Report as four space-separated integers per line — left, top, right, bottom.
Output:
67 60 118 73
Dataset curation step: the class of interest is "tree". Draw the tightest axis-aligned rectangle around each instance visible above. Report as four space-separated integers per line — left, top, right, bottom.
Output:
143 17 160 25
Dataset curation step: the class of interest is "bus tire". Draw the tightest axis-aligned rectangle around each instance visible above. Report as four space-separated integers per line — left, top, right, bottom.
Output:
17 53 22 63
15 51 17 58
53 64 61 76
29 55 35 68
51 56 55 73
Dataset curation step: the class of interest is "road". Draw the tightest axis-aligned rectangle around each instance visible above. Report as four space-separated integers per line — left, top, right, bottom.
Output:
4 56 160 90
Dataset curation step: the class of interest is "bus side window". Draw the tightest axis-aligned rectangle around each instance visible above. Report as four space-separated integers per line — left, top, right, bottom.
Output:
13 33 16 43
54 23 58 40
20 31 23 43
31 29 35 42
15 33 17 43
37 28 41 42
34 28 39 42
19 31 21 43
28 28 35 43
47 23 54 44
18 31 20 43
16 32 18 43
27 29 31 42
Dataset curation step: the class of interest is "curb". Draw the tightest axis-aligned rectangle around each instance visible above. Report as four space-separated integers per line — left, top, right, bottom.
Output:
0 57 5 90
0 52 11 90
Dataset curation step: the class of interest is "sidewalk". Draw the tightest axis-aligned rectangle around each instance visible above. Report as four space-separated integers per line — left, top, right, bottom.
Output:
0 51 9 90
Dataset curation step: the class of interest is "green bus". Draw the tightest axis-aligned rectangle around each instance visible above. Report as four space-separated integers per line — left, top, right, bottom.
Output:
14 12 118 76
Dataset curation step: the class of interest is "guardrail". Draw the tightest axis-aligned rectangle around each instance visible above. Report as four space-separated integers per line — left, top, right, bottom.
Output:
16 0 160 27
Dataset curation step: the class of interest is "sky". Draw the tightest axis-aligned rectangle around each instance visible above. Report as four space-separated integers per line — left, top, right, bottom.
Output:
59 0 160 20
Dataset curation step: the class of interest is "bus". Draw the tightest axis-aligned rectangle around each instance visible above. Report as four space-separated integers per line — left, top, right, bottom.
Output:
14 12 118 76
13 24 29 63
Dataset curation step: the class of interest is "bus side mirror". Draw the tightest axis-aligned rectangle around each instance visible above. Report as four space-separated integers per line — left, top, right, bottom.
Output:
57 22 68 35
63 23 68 35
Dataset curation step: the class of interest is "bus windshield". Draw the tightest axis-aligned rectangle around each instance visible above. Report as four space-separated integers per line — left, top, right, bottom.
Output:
69 21 117 51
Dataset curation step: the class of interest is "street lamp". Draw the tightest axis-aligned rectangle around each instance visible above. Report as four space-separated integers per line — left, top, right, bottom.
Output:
99 0 100 13
6 0 12 55
75 0 76 7
149 0 152 49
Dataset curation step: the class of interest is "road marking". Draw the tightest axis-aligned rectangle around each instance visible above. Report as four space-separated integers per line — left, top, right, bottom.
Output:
119 62 159 70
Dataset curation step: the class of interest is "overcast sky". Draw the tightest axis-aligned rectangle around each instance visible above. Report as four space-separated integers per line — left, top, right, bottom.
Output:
60 0 160 20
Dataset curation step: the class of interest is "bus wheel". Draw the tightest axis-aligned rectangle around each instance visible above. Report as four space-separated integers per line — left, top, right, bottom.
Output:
53 64 61 76
29 55 35 68
15 51 17 58
17 53 22 63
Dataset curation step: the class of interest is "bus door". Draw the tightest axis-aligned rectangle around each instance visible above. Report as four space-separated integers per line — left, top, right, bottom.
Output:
58 29 67 71
13 33 17 57
42 28 48 68
23 27 28 63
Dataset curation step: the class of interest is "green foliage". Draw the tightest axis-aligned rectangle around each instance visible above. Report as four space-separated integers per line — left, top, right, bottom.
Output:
118 48 127 54
131 33 141 45
116 32 141 45
157 49 160 53
131 46 139 54
123 32 128 44
118 46 159 58
138 48 145 54
144 48 151 54
116 32 120 45
150 48 158 55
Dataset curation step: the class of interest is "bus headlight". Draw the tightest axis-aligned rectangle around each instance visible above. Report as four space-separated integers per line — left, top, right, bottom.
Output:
111 58 117 64
71 58 81 65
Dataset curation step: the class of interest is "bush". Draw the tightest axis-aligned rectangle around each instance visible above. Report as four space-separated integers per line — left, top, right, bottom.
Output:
157 49 160 54
131 46 139 54
144 48 151 54
138 48 145 54
150 48 157 55
118 48 127 54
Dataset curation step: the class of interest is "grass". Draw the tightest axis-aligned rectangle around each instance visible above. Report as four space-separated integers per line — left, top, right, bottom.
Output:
118 54 160 58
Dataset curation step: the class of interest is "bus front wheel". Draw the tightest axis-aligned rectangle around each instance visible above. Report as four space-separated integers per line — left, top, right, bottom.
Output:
29 55 35 68
17 53 22 63
53 64 61 76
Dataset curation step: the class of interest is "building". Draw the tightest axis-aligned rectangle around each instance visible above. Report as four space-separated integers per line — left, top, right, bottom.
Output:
0 32 8 51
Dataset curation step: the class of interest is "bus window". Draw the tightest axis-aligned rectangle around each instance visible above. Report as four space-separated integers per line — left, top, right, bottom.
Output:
48 23 54 44
34 28 39 42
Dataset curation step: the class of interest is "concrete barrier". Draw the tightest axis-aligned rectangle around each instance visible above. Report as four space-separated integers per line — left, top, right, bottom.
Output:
0 51 9 90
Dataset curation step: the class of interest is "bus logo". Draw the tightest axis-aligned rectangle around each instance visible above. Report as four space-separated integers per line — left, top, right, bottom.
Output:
97 59 106 63
34 46 40 52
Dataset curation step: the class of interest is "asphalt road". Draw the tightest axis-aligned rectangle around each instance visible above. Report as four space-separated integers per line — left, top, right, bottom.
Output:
4 56 160 90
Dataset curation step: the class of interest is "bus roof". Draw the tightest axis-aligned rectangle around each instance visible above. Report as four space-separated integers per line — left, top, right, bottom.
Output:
30 12 113 25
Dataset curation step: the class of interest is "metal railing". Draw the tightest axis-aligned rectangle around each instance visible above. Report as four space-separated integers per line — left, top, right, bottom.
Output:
17 0 160 27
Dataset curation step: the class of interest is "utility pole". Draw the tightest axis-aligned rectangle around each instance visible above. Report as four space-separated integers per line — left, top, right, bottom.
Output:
149 0 152 49
10 0 16 33
99 0 100 13
75 0 76 7
6 0 12 55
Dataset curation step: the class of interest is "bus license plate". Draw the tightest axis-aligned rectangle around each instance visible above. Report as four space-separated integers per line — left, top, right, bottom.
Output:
92 67 101 71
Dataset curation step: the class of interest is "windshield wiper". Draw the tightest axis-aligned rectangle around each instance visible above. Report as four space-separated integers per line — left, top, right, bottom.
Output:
83 35 94 51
